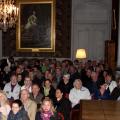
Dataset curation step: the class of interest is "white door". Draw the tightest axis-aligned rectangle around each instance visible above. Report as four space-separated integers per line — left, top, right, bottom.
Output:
72 23 109 60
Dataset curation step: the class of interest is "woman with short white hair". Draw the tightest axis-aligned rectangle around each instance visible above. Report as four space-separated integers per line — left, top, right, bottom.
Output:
69 79 91 109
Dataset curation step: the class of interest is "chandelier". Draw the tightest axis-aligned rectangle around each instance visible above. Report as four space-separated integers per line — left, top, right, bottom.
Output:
0 0 18 31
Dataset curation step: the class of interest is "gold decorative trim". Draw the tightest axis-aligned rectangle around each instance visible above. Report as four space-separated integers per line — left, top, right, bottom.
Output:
16 0 56 52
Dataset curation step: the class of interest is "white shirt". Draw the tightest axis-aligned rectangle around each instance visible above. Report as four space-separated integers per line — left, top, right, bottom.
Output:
3 82 21 100
21 85 32 93
69 87 91 108
106 80 117 93
117 96 120 101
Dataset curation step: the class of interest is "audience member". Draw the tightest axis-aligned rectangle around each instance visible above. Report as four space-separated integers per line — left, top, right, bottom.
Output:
3 74 21 100
94 81 111 100
20 89 37 120
54 88 71 120
0 90 11 120
32 67 43 87
2 65 11 87
54 67 62 85
41 79 55 102
69 65 80 84
49 63 56 77
17 74 24 86
58 74 73 98
35 97 64 120
7 99 29 120
21 76 32 93
41 59 50 73
83 68 92 89
30 84 43 109
105 71 117 93
111 77 120 100
69 79 91 109
89 71 99 97
61 62 69 75
44 70 53 82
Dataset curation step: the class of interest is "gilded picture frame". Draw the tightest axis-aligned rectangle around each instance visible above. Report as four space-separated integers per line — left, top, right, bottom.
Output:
16 0 55 52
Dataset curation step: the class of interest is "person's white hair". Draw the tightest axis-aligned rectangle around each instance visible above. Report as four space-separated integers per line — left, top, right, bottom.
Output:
20 89 30 97
63 74 70 78
21 88 29 93
73 79 82 88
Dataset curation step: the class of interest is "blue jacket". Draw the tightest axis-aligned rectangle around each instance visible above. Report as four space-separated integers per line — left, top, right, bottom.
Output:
94 89 111 100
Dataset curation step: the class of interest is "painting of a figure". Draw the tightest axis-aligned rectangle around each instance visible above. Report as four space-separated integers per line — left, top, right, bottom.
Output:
16 0 55 52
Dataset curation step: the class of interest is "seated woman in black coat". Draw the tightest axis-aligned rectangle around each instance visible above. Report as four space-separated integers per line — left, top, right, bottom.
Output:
7 99 29 120
54 88 71 120
35 97 64 120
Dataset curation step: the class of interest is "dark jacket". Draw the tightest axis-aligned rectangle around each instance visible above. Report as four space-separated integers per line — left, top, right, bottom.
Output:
57 81 72 96
54 97 71 120
7 107 29 120
35 111 64 120
111 87 120 100
29 92 43 109
94 89 111 100
30 92 43 104
41 86 55 102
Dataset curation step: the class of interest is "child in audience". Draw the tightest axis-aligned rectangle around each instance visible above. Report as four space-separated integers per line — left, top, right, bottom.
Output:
7 99 29 120
35 97 64 120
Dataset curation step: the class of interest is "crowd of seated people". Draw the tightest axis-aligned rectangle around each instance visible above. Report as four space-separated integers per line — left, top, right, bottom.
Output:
0 57 119 120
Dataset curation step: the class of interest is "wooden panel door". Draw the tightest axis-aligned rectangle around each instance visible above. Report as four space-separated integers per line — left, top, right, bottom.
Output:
105 40 116 70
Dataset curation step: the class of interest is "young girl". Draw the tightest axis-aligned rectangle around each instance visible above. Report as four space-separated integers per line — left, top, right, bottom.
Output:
35 97 64 120
7 99 29 120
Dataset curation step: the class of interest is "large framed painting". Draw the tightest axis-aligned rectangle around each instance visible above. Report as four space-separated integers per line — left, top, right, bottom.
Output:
16 0 55 52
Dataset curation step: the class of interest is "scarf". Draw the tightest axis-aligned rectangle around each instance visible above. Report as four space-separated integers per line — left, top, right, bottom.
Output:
11 84 16 92
40 111 52 120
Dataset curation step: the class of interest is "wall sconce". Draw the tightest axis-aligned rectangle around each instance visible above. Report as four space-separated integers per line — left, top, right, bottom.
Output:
76 49 86 59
